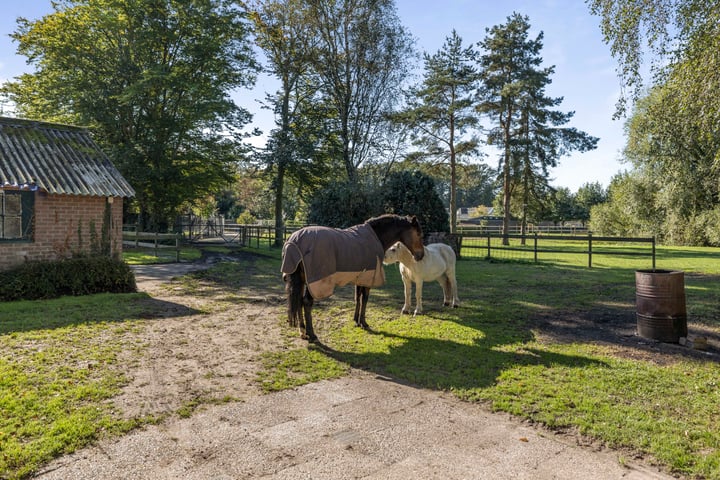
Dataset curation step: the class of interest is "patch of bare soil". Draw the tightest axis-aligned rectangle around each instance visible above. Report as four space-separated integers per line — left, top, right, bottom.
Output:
529 304 720 366
116 251 297 419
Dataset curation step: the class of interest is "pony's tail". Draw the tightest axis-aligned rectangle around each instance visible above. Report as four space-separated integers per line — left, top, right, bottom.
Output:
286 271 304 328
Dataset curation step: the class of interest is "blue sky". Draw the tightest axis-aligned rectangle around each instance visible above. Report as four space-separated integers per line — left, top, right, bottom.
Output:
0 0 628 191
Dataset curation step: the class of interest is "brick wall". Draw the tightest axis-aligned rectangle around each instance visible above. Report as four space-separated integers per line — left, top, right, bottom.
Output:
0 193 125 271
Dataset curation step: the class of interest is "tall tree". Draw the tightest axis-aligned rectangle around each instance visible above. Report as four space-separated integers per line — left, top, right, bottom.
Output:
477 13 537 243
477 13 597 243
588 0 720 246
306 0 414 182
5 0 257 230
390 30 480 233
587 0 719 119
575 181 607 226
251 0 329 245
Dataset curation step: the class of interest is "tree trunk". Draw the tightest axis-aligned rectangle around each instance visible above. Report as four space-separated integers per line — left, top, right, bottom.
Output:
274 162 285 247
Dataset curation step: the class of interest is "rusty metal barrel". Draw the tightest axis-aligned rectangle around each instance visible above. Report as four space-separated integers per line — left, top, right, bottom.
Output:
635 269 687 343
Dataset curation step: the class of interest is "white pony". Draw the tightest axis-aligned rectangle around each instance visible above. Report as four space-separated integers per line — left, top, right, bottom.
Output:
384 241 460 315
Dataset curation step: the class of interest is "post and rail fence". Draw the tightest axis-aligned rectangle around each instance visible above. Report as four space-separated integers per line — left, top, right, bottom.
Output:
124 222 656 269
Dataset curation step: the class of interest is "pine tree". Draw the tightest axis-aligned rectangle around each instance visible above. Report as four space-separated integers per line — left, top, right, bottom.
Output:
477 13 597 243
391 30 480 233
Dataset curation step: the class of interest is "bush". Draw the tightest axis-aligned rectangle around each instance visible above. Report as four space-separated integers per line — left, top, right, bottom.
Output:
306 171 450 235
0 256 137 302
307 181 377 228
379 170 450 236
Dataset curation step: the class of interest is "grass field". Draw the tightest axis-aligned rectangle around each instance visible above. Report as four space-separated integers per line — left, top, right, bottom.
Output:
261 242 720 479
1 241 718 479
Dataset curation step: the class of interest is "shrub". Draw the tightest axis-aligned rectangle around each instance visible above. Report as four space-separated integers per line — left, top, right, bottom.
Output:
0 256 137 302
307 181 377 228
379 170 450 236
306 171 450 235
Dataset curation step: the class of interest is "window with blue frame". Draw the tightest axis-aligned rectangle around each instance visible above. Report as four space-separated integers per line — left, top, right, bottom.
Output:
0 190 34 241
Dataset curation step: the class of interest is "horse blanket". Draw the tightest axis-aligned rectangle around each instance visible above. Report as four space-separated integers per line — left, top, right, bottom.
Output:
281 223 386 299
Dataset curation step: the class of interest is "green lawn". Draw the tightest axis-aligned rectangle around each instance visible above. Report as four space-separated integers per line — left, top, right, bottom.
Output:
1 243 719 479
260 243 720 479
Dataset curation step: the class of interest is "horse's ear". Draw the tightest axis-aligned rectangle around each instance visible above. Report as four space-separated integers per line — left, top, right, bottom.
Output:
411 215 420 227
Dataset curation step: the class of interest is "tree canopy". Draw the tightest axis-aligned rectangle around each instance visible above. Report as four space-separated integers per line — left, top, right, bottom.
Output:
587 0 720 245
4 0 258 230
390 30 480 233
477 13 597 242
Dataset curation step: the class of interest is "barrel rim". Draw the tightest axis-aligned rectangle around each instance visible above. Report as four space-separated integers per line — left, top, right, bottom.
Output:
636 269 683 275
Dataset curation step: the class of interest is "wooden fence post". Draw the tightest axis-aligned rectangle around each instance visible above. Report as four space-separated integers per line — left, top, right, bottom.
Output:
652 237 656 270
588 232 593 268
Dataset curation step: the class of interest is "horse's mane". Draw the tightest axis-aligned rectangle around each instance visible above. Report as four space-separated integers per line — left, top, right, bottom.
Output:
365 213 413 229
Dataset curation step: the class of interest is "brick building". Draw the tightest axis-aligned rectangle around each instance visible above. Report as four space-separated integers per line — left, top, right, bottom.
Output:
0 117 135 271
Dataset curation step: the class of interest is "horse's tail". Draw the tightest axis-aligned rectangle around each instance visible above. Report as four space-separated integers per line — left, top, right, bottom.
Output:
285 269 304 328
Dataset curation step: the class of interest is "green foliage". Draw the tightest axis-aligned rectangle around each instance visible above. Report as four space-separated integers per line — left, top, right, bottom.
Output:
585 2 720 246
306 171 449 233
0 257 137 301
574 181 607 225
379 170 449 235
4 0 258 231
593 78 720 245
477 13 597 238
587 0 719 118
306 180 376 228
236 210 257 225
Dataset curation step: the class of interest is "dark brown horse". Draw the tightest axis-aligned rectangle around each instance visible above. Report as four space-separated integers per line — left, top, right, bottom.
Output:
281 214 424 342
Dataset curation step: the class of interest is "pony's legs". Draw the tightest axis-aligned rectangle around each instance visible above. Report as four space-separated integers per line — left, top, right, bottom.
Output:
401 273 413 315
353 285 371 329
448 269 460 308
301 288 317 341
413 279 424 315
438 273 452 306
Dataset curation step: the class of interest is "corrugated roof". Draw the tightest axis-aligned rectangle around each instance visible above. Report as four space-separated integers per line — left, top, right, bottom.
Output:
0 117 135 197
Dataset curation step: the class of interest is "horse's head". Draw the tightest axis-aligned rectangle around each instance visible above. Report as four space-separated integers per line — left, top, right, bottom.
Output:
367 214 425 261
399 215 424 261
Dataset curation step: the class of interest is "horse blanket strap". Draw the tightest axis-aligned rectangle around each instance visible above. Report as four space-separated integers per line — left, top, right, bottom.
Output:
281 223 386 299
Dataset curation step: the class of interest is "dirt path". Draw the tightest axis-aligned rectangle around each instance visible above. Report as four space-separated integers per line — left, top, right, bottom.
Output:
33 259 677 479
114 259 292 419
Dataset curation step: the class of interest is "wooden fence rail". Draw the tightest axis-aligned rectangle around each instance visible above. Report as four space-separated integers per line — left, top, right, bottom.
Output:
128 223 656 269
460 232 655 269
122 230 182 262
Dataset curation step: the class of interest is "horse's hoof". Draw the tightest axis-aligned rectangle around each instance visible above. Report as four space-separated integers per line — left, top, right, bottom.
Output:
401 309 410 315
443 301 450 307
453 304 459 308
301 333 318 342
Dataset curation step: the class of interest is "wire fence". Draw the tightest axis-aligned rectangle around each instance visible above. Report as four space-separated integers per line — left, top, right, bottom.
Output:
459 232 655 269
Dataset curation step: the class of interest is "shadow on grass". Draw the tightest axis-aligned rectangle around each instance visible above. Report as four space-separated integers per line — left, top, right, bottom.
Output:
0 293 201 335
303 260 720 392
316 327 608 392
